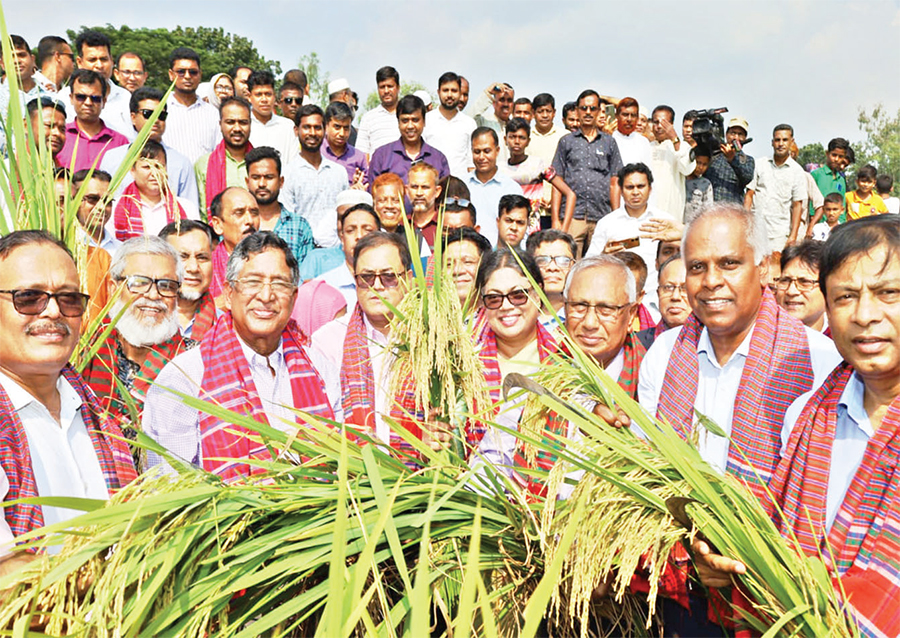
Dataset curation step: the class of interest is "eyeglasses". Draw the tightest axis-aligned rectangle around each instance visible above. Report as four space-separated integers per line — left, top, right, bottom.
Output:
444 196 471 208
658 283 687 297
73 93 103 105
57 51 75 60
174 68 200 77
355 271 401 289
281 97 301 105
534 255 574 269
565 301 630 321
138 108 169 121
81 194 108 207
482 288 531 310
231 278 297 297
578 105 600 112
775 276 818 292
0 289 90 317
117 69 145 78
118 275 180 297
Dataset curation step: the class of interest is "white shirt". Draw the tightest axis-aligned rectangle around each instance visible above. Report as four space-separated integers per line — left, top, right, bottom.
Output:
748 156 806 251
356 104 399 155
58 80 133 138
424 108 476 178
314 261 357 310
782 371 873 531
649 139 695 221
465 171 524 246
0 371 108 554
162 94 221 164
612 130 652 168
638 321 842 473
281 155 347 247
100 142 199 204
143 334 342 474
311 312 393 443
250 113 300 166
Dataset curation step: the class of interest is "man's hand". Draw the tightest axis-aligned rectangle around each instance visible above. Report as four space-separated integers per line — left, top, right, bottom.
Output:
639 217 683 242
423 407 452 451
351 168 368 191
720 143 737 162
691 538 746 588
592 401 631 429
657 118 678 143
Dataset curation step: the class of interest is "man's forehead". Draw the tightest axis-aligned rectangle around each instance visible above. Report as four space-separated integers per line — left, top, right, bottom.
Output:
137 99 161 111
357 244 402 269
569 266 628 299
122 252 177 275
82 45 110 58
170 229 211 250
535 240 573 257
119 55 144 70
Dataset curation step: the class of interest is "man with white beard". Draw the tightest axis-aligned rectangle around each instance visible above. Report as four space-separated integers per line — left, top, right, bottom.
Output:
81 236 195 467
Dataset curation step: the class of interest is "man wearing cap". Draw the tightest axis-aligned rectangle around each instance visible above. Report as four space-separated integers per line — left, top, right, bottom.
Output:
705 115 755 205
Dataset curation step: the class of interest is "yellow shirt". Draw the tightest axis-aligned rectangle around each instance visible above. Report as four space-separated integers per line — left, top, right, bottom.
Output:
846 191 888 220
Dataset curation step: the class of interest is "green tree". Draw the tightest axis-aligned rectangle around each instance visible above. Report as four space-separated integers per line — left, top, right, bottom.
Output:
796 142 825 169
67 25 281 92
297 52 330 109
363 81 431 114
851 104 900 192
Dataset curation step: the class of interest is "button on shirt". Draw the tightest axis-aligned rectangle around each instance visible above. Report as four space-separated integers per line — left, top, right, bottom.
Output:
366 139 450 187
355 105 400 155
782 371 873 531
465 171 524 246
0 372 108 553
552 129 623 223
638 321 842 473
163 95 221 164
250 113 300 166
748 156 806 250
281 155 347 248
424 108 477 178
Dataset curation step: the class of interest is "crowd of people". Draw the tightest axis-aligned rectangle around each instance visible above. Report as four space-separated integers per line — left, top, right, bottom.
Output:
0 29 898 636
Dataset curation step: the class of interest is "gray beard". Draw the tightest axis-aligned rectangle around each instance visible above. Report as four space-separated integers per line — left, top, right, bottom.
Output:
109 298 180 347
179 288 203 301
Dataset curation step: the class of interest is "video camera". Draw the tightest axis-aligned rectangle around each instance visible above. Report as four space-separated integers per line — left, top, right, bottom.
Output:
690 107 728 155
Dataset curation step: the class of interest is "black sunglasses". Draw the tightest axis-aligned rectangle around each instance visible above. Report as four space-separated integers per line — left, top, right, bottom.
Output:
281 97 301 105
482 289 530 310
174 68 200 77
355 271 400 289
0 289 90 317
73 93 103 105
138 108 169 121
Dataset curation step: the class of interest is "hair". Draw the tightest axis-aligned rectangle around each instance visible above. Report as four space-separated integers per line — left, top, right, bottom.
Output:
616 251 648 293
683 109 699 124
129 86 164 113
692 145 712 160
475 248 543 293
110 235 184 283
656 239 681 263
513 97 532 108
652 104 675 123
856 164 877 182
563 255 636 303
618 162 654 186
324 100 354 124
0 229 72 261
439 175 470 201
72 168 111 187
526 229 577 259
532 93 554 110
169 47 200 69
231 65 251 78
372 171 404 194
159 219 217 246
823 192 844 207
74 30 110 57
27 96 66 120
219 95 251 118
780 238 824 273
137 139 167 162
245 146 282 176
247 70 275 93
658 254 684 282
283 69 308 90
576 89 599 104
54 166 71 181
375 66 400 85
117 52 144 68
827 137 851 153
682 203 770 266
437 71 460 89
8 34 28 52
773 123 794 137
396 94 426 119
562 101 577 119
819 215 899 297
472 126 498 146
445 227 492 257
208 187 241 220
278 81 303 98
617 97 639 114
69 69 108 97
876 174 894 194
37 35 67 67
498 194 531 218
339 203 380 229
225 231 299 286
295 103 324 126
352 230 411 271
407 161 439 183
505 117 530 136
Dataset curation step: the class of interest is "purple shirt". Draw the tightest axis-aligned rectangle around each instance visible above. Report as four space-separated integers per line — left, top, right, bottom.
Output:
322 139 368 185
366 138 450 185
57 120 129 173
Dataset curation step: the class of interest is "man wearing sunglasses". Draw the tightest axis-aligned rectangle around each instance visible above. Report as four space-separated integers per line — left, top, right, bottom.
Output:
81 237 194 463
277 82 304 124
163 47 220 165
56 69 128 173
0 231 136 566
100 87 199 204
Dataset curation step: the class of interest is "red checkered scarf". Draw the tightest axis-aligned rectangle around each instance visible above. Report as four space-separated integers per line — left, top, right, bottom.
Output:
208 242 229 299
205 139 251 214
654 319 670 338
198 311 334 481
82 319 189 420
0 365 137 541
656 290 814 499
766 364 900 637
113 180 187 241
190 291 218 341
636 302 656 331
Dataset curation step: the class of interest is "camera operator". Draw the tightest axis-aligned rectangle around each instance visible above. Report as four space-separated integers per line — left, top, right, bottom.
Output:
705 116 755 205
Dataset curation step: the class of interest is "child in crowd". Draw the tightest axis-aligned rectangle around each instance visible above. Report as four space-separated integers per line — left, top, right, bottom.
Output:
683 146 712 221
810 192 844 240
876 173 899 214
845 164 888 220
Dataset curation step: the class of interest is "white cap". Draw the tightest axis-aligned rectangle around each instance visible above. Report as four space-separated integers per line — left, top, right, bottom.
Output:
413 90 432 107
327 78 350 96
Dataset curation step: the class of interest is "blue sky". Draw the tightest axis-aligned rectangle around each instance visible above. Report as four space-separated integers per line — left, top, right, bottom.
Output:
5 0 899 155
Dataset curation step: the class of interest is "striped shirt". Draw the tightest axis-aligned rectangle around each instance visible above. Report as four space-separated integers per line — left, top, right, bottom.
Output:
355 104 399 155
163 94 221 164
281 155 347 247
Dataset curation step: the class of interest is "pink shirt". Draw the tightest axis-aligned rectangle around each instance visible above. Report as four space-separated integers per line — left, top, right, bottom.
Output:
57 120 128 173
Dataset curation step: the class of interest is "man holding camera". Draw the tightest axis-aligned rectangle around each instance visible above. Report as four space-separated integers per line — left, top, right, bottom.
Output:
704 116 755 205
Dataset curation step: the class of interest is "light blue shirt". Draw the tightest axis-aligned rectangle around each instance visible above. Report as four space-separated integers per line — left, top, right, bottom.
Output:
782 371 873 531
314 260 356 310
465 171 524 247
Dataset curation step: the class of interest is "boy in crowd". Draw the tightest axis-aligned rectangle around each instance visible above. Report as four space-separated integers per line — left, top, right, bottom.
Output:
810 192 845 241
809 137 851 224
845 164 888 220
876 173 899 214
683 146 712 221
512 97 533 123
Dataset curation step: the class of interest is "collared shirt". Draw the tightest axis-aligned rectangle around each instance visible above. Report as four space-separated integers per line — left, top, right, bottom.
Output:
424 108 477 177
281 154 347 248
250 112 300 166
552 129 623 223
355 104 400 155
81 225 121 256
311 313 393 443
58 81 133 139
272 205 315 265
0 371 108 553
810 166 847 221
465 171 524 246
638 321 842 473
194 148 249 214
649 139 695 221
366 138 450 187
162 94 221 164
314 261 356 310
56 120 129 173
612 130 652 167
528 126 567 167
748 156 806 250
101 141 199 204
143 334 342 474
782 371 873 531
110 193 200 236
705 150 755 205
298 245 345 281
321 139 368 185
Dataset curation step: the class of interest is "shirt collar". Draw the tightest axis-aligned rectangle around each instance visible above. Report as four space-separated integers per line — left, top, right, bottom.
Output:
696 324 753 368
361 313 390 346
237 334 285 370
837 370 874 437
0 370 83 415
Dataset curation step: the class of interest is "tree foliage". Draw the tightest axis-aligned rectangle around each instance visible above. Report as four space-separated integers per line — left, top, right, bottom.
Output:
364 81 431 113
296 52 330 109
67 25 282 92
852 103 900 192
796 142 825 170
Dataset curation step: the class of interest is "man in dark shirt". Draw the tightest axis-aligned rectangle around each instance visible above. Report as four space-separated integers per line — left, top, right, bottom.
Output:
704 116 755 204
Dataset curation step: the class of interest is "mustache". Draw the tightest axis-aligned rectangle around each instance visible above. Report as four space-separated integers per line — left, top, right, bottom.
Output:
135 299 168 312
26 320 71 337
